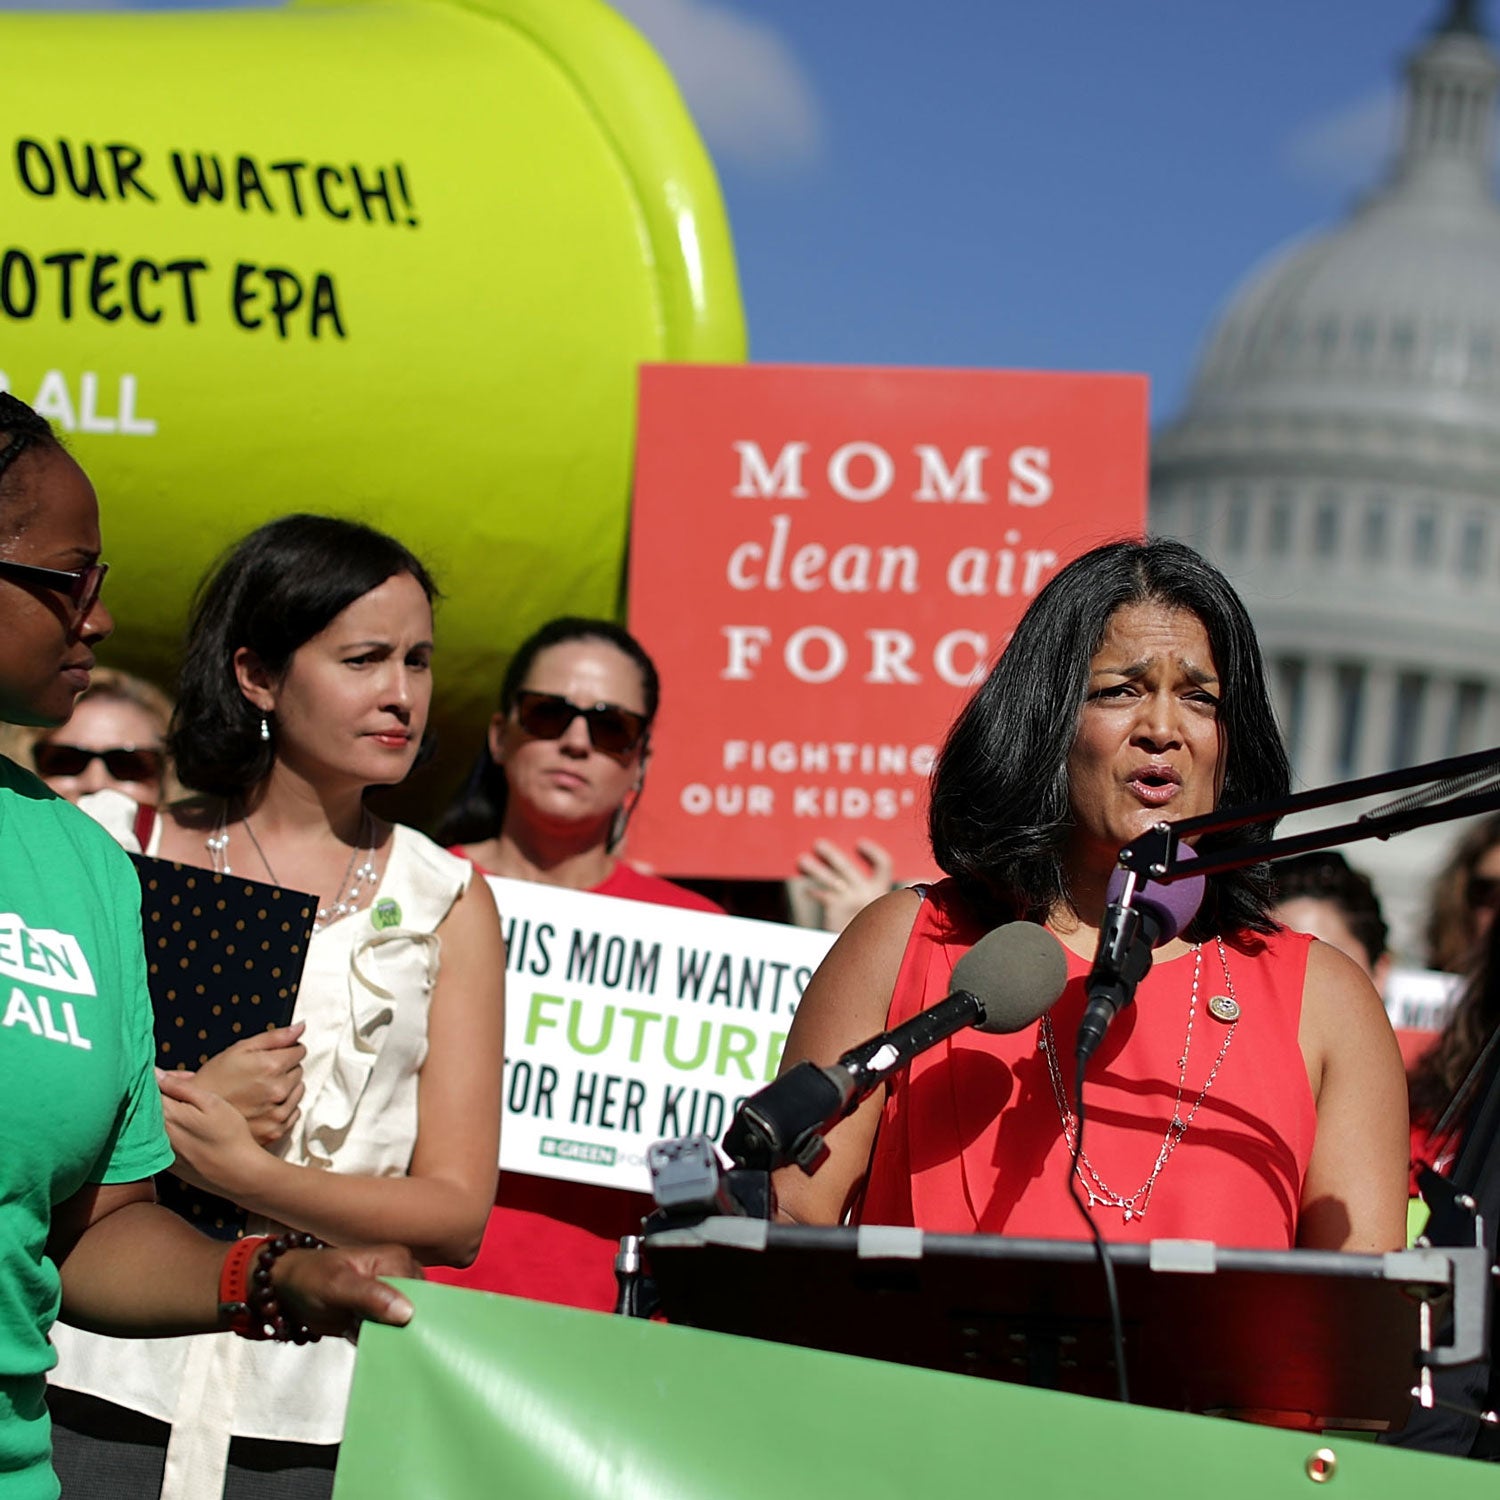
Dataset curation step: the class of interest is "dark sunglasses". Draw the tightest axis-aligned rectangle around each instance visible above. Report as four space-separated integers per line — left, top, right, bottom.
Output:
1467 874 1500 911
33 742 164 783
0 557 108 622
512 690 649 757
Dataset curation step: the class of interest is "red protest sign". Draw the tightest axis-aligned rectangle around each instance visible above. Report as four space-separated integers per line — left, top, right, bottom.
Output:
626 364 1148 880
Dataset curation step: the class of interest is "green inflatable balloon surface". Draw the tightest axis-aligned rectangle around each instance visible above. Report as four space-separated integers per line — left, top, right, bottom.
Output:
0 0 745 802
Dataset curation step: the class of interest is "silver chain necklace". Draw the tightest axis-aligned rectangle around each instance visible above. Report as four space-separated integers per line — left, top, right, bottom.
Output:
1040 936 1239 1224
207 805 378 933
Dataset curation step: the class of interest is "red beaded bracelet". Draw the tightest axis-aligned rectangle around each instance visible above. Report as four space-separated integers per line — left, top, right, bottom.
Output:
218 1231 328 1342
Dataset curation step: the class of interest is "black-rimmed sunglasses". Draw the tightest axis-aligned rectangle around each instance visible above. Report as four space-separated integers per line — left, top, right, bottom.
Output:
33 742 165 783
512 690 649 757
0 557 108 622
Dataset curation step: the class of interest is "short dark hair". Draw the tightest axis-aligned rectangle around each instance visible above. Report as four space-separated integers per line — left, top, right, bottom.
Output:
435 617 659 848
1270 851 1388 969
929 536 1291 940
0 392 64 533
169 514 437 797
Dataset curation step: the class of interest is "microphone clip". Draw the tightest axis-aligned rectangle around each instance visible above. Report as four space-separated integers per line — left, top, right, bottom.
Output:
1077 850 1204 1070
1088 898 1154 1016
721 1060 844 1174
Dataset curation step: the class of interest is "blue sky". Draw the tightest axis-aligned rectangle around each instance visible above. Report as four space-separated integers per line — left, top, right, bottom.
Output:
613 0 1472 421
2 0 1475 421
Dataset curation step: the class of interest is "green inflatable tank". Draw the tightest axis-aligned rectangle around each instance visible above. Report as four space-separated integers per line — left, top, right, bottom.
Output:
0 0 745 798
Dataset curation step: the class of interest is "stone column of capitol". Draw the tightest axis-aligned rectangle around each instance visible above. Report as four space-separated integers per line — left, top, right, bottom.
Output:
1152 0 1500 961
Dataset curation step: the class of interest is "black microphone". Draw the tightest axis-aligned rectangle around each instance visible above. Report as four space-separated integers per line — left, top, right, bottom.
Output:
1076 847 1205 1070
723 921 1068 1174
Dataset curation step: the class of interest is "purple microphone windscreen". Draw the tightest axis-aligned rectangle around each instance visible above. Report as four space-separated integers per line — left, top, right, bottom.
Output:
1105 844 1205 944
951 921 1070 1035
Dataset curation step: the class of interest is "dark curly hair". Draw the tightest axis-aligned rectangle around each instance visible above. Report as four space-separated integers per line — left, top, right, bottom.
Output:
435 616 658 849
928 536 1292 941
169 514 437 797
0 392 65 534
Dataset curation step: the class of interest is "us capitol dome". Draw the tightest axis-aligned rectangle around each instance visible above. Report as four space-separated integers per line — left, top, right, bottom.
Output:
1151 0 1500 957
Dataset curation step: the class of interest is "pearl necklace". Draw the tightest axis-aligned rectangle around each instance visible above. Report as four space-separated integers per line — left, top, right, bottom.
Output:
206 806 378 933
1040 936 1239 1224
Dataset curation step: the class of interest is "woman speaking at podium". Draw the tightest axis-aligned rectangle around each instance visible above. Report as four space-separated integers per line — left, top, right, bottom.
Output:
775 538 1407 1252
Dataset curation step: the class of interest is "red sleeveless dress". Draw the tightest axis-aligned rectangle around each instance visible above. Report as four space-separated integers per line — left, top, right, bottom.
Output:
858 882 1317 1248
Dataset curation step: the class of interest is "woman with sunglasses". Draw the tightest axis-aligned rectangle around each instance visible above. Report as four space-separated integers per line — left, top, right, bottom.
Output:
433 616 720 1311
0 668 176 815
1426 813 1500 976
48 514 505 1499
0 395 420 1500
440 616 720 908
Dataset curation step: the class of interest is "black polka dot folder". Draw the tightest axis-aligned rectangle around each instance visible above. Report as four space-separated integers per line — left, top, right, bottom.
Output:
131 855 316 1239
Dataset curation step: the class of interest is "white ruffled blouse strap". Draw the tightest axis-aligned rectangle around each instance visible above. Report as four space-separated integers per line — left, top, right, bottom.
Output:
294 825 470 1172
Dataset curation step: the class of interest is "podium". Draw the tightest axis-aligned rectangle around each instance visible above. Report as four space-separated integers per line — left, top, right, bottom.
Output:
641 1219 1488 1432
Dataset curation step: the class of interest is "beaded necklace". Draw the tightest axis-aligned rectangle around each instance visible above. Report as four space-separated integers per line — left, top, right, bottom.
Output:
1039 936 1240 1224
206 805 378 933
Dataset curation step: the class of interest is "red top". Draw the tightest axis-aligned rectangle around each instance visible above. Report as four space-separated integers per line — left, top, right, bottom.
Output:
859 882 1318 1249
590 860 725 914
445 845 724 915
429 852 722 1310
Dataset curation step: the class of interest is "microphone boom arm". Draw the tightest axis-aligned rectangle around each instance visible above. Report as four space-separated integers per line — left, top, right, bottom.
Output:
1118 746 1500 886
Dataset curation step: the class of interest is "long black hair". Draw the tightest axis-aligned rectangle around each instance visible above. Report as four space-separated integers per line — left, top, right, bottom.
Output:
928 536 1291 940
170 514 437 797
435 616 659 849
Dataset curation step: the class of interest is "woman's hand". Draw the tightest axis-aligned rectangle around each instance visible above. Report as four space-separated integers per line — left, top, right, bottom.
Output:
794 838 896 933
186 875 506 1266
157 1068 273 1199
49 1179 424 1340
192 1024 307 1146
271 1245 423 1338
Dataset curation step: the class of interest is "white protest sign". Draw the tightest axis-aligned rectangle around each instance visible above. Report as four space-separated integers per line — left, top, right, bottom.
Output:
1382 965 1461 1035
490 877 835 1192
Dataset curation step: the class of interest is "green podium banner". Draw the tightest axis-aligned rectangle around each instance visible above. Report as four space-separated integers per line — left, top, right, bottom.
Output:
336 1281 1492 1499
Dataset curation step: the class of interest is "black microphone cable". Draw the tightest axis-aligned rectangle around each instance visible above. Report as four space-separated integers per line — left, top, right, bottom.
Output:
1065 1071 1130 1405
1063 849 1206 1401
